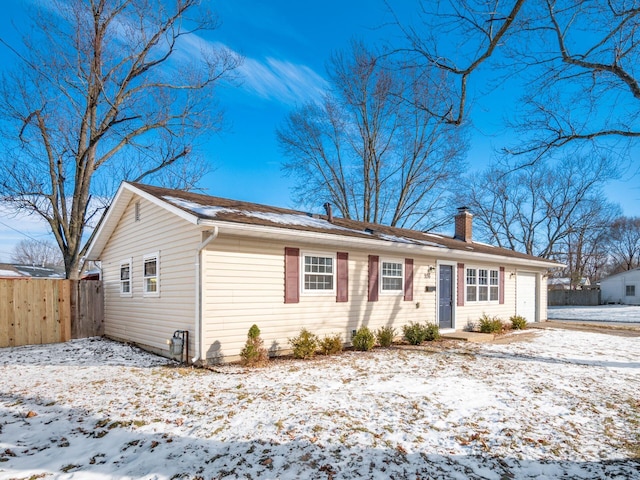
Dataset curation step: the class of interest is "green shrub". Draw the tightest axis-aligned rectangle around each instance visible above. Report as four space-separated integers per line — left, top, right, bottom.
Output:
352 326 376 351
248 324 261 340
423 323 441 341
289 328 318 359
478 314 504 334
510 315 528 330
240 324 268 367
403 322 428 345
376 326 396 347
319 334 343 355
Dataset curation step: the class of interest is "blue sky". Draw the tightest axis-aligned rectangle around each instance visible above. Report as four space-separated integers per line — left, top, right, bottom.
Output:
0 0 638 262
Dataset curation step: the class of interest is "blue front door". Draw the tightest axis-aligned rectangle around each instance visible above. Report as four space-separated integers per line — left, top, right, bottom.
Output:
439 265 453 329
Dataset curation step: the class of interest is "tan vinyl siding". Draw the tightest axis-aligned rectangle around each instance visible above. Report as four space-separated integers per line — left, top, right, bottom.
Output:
100 196 201 355
202 236 439 363
455 267 547 327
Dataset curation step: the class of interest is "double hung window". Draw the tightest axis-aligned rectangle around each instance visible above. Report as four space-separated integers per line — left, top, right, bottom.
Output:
303 254 334 292
381 260 403 292
120 259 132 296
466 267 499 303
143 253 159 296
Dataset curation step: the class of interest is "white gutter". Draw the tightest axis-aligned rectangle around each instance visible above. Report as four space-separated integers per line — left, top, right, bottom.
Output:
192 227 219 364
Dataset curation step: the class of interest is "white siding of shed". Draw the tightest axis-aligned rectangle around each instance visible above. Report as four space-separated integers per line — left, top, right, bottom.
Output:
100 196 201 355
601 269 640 305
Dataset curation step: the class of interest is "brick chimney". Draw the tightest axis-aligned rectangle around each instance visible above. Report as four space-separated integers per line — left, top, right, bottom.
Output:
454 207 473 242
323 202 333 223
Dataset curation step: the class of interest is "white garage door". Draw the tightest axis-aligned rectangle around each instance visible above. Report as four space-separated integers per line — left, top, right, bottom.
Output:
517 272 537 323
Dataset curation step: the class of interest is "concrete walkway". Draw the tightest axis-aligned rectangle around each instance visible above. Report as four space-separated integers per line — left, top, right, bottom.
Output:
441 331 495 343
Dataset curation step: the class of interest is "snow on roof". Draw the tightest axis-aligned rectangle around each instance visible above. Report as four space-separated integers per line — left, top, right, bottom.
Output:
163 196 368 235
13 265 65 278
165 195 457 249
0 269 23 277
119 183 562 266
378 234 445 248
163 197 237 218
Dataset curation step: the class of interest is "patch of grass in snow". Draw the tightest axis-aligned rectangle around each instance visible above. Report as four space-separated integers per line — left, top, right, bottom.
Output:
60 464 81 473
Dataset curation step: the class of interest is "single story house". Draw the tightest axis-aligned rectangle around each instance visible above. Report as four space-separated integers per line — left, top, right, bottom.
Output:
600 268 640 305
86 182 559 364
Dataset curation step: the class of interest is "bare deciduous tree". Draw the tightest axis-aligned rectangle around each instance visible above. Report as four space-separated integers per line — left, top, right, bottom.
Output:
555 203 619 286
11 239 64 267
461 155 619 262
278 41 467 230
0 0 241 278
606 216 640 273
393 0 640 160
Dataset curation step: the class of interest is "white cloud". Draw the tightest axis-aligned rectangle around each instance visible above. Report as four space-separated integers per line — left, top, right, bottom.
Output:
178 35 328 106
238 57 328 105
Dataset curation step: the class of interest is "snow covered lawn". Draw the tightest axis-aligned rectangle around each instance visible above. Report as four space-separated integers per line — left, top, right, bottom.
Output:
548 305 640 323
1 330 639 479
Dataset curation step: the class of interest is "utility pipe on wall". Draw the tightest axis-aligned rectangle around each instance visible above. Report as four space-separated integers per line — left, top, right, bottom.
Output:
192 227 219 364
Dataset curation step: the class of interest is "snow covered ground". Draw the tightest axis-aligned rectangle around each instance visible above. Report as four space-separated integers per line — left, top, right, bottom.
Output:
548 305 640 323
1 330 639 479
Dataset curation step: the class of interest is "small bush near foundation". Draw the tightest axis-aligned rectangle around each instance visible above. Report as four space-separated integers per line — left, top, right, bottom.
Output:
463 320 477 332
478 314 504 334
352 327 376 351
403 322 428 345
402 322 441 344
240 324 268 367
289 328 318 359
319 334 343 355
424 323 441 341
510 315 528 330
376 326 396 347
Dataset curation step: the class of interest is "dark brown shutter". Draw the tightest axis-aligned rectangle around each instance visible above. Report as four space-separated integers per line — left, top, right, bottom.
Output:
457 263 465 306
336 252 349 302
284 247 300 304
368 255 379 302
499 267 505 304
404 258 414 301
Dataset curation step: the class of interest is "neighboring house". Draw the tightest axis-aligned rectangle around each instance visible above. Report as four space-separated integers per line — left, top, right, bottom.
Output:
600 268 640 305
0 263 65 278
86 182 560 364
547 277 591 290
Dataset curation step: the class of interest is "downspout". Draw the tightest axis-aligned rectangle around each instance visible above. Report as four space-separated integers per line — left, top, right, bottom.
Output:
193 226 219 364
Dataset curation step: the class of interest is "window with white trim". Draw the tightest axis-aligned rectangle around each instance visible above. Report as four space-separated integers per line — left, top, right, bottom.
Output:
466 267 499 303
626 285 636 297
120 259 132 296
143 253 159 296
381 260 403 292
466 268 477 302
302 253 334 293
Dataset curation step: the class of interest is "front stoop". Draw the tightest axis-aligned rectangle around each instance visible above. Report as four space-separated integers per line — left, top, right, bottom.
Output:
441 331 495 343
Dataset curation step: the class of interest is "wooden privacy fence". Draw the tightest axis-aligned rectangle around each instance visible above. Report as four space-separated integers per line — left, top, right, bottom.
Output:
0 279 103 348
548 288 600 306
